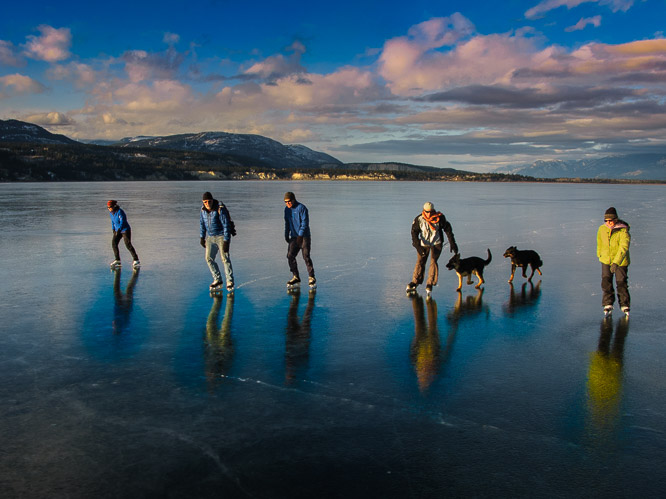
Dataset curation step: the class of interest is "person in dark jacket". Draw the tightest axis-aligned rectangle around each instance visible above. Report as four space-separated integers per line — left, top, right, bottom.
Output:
284 192 315 287
597 206 631 317
406 202 458 294
200 191 234 291
107 200 140 269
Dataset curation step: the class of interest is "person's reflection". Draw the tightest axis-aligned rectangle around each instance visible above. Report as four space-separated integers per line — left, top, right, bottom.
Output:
203 293 235 391
409 295 442 393
585 316 629 448
504 280 541 314
285 289 315 385
112 267 139 334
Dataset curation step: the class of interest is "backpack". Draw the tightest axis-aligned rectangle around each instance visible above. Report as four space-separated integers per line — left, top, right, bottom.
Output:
218 203 237 237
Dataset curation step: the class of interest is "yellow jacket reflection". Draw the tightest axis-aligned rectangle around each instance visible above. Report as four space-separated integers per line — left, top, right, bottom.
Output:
410 296 441 393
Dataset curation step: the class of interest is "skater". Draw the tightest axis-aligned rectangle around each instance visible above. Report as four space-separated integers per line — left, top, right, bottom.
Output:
107 200 140 269
200 191 235 292
406 202 458 296
597 207 631 317
284 192 316 288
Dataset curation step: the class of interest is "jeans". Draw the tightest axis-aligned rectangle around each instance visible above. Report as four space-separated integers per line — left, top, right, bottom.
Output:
206 235 234 285
601 263 630 308
287 237 314 278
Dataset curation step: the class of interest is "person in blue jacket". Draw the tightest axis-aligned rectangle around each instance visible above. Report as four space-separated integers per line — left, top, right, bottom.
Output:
107 200 140 269
200 191 234 291
284 192 315 287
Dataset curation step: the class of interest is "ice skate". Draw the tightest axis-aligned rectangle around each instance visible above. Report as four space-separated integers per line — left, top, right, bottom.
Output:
209 279 223 290
308 276 317 290
621 306 630 318
405 282 417 295
287 275 301 289
425 284 433 298
110 259 121 269
603 305 613 317
132 260 141 269
226 282 235 294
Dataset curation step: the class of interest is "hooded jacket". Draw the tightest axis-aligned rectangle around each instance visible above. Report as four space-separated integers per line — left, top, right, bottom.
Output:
411 212 456 248
284 201 311 239
200 199 232 240
110 208 131 233
597 220 630 266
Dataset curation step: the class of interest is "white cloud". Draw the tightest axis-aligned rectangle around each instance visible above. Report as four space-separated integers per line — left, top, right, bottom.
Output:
0 73 46 95
525 0 633 20
24 25 72 62
25 111 74 126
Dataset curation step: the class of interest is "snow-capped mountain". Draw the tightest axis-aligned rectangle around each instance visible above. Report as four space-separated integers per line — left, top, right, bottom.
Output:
495 154 666 180
0 119 78 145
117 131 342 169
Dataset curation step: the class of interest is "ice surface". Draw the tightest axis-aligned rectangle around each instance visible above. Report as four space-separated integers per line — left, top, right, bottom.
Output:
1 181 665 497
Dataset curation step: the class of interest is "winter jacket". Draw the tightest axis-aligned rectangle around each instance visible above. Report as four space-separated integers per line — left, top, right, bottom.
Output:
110 208 131 233
284 201 311 239
411 213 456 249
200 199 232 240
597 220 630 266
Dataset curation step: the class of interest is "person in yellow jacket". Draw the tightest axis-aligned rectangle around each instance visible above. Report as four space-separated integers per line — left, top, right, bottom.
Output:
597 207 631 317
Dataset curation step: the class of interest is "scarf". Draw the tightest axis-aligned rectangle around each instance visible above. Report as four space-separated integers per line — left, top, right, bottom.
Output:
422 210 442 231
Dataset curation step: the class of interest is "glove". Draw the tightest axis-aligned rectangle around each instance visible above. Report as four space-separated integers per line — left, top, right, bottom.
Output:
450 242 458 254
200 237 206 248
610 263 618 273
285 235 290 244
297 236 304 247
222 240 229 253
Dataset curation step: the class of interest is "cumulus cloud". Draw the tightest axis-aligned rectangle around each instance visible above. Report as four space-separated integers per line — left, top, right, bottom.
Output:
565 15 602 32
47 62 98 87
525 0 633 19
24 25 72 62
25 111 74 126
122 48 184 83
0 73 46 95
243 42 308 83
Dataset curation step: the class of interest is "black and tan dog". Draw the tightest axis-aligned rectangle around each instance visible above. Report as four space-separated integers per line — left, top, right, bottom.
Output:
445 249 492 291
503 246 543 283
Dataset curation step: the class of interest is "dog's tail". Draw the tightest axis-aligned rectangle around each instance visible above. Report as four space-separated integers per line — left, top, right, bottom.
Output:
485 248 492 265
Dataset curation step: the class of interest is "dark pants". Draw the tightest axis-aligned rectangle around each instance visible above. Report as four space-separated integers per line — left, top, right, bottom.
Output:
112 229 139 261
601 264 630 308
287 237 314 278
412 244 443 287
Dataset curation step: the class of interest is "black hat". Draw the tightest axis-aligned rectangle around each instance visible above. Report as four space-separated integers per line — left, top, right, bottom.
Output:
604 207 618 221
202 192 213 201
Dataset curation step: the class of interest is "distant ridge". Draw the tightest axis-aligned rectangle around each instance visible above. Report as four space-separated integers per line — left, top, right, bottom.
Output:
117 131 343 169
0 119 79 145
321 162 470 174
495 154 666 180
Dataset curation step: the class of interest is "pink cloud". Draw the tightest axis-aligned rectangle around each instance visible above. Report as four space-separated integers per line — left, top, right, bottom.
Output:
24 25 72 62
0 40 23 66
525 0 633 20
565 15 602 32
0 73 46 94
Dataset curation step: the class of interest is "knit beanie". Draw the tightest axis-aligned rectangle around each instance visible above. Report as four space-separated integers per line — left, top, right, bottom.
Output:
604 207 618 221
202 192 213 201
107 200 117 208
284 192 295 201
423 202 435 212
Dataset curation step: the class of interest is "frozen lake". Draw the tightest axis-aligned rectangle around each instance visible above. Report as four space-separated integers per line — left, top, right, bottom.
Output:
1 180 665 497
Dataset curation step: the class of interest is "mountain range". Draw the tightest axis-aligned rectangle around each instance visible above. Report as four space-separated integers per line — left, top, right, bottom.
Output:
493 155 666 180
1 118 665 179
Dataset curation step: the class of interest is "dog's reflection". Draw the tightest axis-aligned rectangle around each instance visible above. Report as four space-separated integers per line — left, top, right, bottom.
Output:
112 267 139 335
585 316 629 449
504 280 541 314
203 293 235 390
285 289 315 385
448 287 486 324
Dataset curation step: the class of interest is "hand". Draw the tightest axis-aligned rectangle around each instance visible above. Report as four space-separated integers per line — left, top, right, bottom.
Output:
610 263 618 273
200 237 206 248
450 242 458 254
285 235 290 244
222 240 230 253
415 245 426 256
297 236 304 247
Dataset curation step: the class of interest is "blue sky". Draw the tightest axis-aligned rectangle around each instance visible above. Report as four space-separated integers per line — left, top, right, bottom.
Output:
1 0 665 171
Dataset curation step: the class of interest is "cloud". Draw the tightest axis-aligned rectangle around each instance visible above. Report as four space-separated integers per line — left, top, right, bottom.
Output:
163 32 180 45
122 48 184 82
565 15 602 32
24 25 72 62
47 62 98 87
243 42 308 83
0 73 47 95
25 111 74 126
0 40 24 66
525 0 634 20
379 15 537 96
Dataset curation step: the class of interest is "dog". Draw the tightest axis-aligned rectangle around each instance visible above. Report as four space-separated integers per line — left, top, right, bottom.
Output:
445 249 492 291
503 246 543 283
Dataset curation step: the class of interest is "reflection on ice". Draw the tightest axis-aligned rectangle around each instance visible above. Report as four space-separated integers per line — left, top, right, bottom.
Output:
203 293 234 391
112 267 139 335
284 289 315 385
503 280 542 314
409 295 442 393
586 316 629 449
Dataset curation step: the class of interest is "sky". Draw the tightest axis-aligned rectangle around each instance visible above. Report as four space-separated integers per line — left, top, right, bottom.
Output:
1 0 665 171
